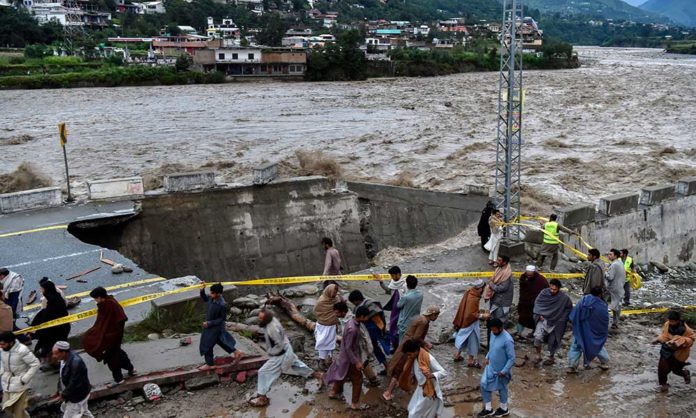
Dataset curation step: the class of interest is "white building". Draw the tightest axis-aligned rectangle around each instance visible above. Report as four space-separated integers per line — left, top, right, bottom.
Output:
234 0 263 15
206 16 240 39
132 1 166 14
215 48 262 63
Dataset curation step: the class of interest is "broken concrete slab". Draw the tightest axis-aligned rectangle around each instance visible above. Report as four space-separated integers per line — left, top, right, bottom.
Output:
558 203 596 227
87 177 144 200
185 373 220 390
30 333 266 408
163 172 216 192
598 192 639 216
0 187 62 214
676 176 696 196
640 184 675 205
498 240 526 258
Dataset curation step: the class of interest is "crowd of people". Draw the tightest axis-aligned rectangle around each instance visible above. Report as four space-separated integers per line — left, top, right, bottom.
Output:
0 226 692 417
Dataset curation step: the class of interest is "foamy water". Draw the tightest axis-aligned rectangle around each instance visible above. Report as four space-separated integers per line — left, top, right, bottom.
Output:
1 47 694 209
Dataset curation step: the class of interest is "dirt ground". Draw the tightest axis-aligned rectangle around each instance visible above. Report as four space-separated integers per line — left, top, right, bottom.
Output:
76 244 695 418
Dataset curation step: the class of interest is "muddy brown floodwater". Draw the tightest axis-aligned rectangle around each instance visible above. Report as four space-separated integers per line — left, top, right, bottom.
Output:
1 47 695 210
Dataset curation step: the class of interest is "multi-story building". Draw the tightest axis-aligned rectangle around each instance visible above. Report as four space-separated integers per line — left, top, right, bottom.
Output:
193 46 306 77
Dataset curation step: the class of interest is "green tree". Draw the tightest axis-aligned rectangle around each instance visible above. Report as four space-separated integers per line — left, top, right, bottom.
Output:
175 53 193 71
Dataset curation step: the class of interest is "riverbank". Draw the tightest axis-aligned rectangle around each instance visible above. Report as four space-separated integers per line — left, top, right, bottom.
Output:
0 65 226 89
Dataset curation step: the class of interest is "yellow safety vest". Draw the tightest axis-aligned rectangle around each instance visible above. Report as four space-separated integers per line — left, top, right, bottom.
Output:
623 256 633 273
543 221 560 244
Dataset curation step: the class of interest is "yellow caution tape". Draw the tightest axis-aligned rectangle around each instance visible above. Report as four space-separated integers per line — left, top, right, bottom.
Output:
0 224 68 239
17 270 586 335
622 306 696 316
22 276 168 312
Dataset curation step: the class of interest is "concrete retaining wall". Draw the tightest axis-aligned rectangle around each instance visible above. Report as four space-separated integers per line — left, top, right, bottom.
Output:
75 177 368 282
88 177 144 200
0 187 62 213
559 178 696 265
347 182 490 257
163 172 215 192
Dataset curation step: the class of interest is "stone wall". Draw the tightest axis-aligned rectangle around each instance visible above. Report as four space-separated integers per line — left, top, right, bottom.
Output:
347 181 490 257
558 178 696 265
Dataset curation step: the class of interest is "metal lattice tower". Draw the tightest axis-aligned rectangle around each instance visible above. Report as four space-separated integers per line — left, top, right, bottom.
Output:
494 0 524 240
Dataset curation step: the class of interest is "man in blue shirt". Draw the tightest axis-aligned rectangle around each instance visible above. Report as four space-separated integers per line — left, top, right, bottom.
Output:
199 283 243 370
478 318 515 417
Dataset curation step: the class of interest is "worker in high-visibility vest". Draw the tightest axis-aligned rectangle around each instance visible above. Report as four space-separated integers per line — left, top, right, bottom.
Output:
537 214 561 271
620 249 634 307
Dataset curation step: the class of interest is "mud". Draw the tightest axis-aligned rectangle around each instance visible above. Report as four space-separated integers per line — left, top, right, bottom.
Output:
76 242 695 418
1 48 694 206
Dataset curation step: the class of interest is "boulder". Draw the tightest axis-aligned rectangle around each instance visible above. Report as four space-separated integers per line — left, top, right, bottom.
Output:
229 307 243 316
288 334 305 354
244 316 261 326
232 297 260 309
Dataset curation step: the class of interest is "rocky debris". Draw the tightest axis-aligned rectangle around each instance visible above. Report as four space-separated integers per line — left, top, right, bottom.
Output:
111 264 124 274
229 307 243 316
650 261 671 274
281 285 319 298
232 297 260 309
147 333 160 341
244 316 260 326
235 371 247 384
288 333 305 354
185 374 219 391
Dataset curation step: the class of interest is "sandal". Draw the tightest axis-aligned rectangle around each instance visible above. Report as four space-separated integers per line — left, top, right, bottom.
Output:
106 380 124 389
381 392 392 402
468 361 482 369
248 396 269 407
328 393 345 401
350 404 370 411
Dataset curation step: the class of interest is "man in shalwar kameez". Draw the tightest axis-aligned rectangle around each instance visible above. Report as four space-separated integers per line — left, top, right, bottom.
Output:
249 309 322 407
478 318 515 418
324 306 370 410
401 340 448 418
452 280 486 367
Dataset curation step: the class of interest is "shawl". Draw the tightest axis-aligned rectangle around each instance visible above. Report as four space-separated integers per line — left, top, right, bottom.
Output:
81 296 128 361
488 215 502 235
397 348 435 396
0 302 12 333
388 315 430 377
484 263 512 300
313 284 341 326
570 294 608 363
656 321 695 362
452 287 482 330
533 288 573 325
518 272 549 329
387 279 407 293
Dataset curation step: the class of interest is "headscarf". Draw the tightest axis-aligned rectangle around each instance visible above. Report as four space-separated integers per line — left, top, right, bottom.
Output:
484 263 512 300
313 284 341 326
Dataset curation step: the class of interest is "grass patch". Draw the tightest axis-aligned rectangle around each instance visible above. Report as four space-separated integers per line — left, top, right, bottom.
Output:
124 301 202 343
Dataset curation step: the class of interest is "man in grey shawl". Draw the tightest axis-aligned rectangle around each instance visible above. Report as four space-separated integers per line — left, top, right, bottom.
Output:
249 309 322 407
605 249 626 329
533 279 573 365
583 249 605 295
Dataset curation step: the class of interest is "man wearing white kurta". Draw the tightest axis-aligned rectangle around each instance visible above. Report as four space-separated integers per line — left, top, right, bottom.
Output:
402 340 447 418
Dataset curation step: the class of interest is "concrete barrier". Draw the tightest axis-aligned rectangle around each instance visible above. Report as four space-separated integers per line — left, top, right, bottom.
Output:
558 203 596 227
640 184 675 206
676 177 696 196
87 177 144 200
0 187 62 214
598 192 639 216
163 172 215 192
253 163 278 185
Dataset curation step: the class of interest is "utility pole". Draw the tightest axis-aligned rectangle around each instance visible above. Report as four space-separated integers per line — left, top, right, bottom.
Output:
494 0 524 241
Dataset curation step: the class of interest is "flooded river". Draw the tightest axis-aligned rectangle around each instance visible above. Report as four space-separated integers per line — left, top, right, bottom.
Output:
1 47 695 209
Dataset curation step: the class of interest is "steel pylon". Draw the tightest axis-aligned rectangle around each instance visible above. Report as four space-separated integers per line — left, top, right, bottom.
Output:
494 0 524 240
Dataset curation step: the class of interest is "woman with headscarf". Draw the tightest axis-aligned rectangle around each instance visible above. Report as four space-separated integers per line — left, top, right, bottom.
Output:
30 279 70 368
313 284 342 367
